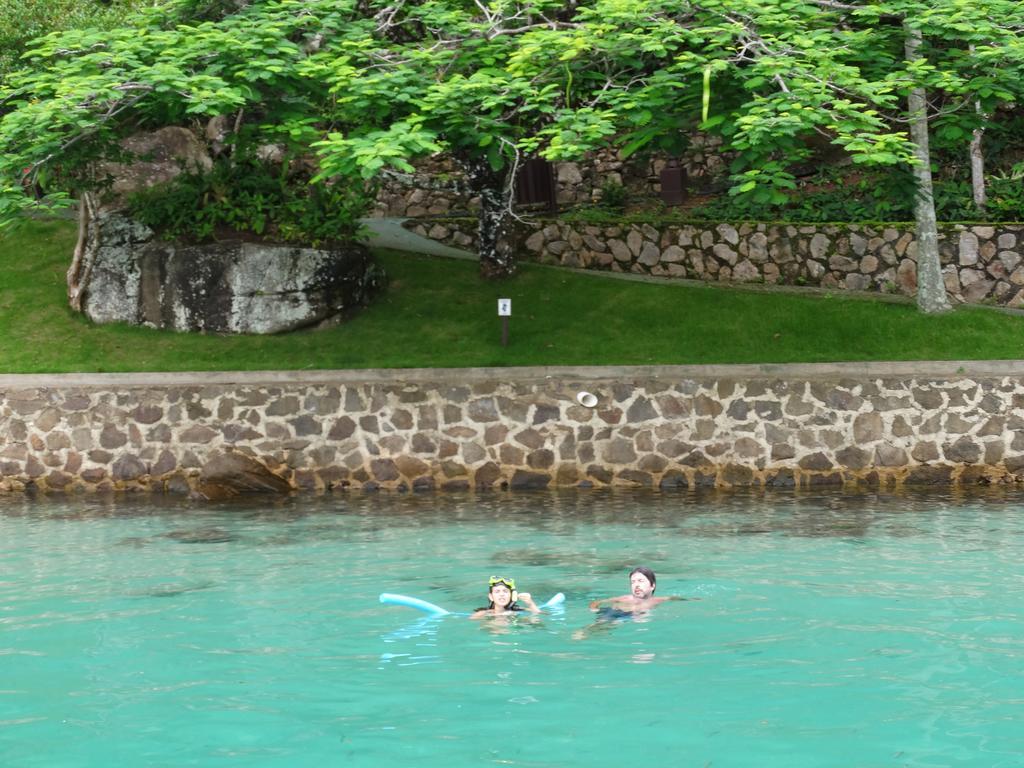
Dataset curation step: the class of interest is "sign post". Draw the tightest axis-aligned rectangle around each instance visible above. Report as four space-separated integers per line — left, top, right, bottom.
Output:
497 298 511 347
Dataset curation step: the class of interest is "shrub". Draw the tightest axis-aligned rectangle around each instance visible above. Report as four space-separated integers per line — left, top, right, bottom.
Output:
127 153 372 247
0 0 145 80
597 179 628 212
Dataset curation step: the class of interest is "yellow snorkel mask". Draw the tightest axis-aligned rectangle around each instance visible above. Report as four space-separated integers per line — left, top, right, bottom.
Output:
488 576 516 591
488 576 518 606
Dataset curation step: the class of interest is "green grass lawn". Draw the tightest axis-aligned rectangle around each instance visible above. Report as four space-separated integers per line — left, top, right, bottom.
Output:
3 218 1024 373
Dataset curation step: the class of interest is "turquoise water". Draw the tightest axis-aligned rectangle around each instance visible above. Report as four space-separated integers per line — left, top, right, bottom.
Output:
1 490 1022 767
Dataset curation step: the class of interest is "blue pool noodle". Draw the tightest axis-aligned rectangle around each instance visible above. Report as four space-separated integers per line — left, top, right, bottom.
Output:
380 591 565 615
379 593 451 616
542 592 565 609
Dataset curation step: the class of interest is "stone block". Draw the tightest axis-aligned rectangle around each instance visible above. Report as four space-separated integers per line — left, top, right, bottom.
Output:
798 452 833 470
853 412 884 443
289 415 322 437
911 441 939 462
978 417 1005 437
462 443 487 463
467 398 500 422
845 274 871 291
603 439 637 464
874 444 908 467
733 260 760 282
805 472 842 487
390 409 414 430
753 401 782 421
712 243 738 266
661 245 685 263
659 470 688 489
130 405 163 424
504 470 547 489
693 395 723 417
616 469 653 487
984 441 1005 464
829 255 858 272
527 449 555 469
328 416 357 440
638 242 661 267
99 425 128 449
626 397 658 422
771 443 796 461
532 404 560 424
394 455 429 477
959 231 979 265
912 388 943 409
906 465 953 485
766 468 796 487
943 437 982 464
720 464 755 485
943 413 973 434
891 416 914 438
836 446 871 470
370 458 400 481
35 408 62 432
180 425 218 444
809 233 830 260
734 437 762 458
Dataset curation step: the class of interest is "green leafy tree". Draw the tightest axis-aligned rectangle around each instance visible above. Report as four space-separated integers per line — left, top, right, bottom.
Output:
818 0 1024 312
0 0 919 278
625 0 1024 313
0 0 147 79
3 0 1022 306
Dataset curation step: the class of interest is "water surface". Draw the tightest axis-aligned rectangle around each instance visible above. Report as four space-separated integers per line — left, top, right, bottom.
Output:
1 490 1022 767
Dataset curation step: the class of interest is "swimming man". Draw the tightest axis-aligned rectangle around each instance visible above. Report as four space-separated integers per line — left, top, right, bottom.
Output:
588 566 688 614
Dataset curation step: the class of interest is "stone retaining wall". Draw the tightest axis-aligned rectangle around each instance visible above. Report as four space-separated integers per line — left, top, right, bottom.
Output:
371 139 725 217
406 219 1024 307
3 364 1024 494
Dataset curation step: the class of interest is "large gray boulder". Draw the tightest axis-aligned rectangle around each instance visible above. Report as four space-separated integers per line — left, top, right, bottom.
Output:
83 213 382 334
102 127 214 205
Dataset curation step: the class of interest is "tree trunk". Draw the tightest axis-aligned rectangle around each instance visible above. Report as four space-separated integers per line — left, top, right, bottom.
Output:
968 46 986 212
463 159 516 279
66 191 100 312
970 112 986 212
904 23 951 314
970 125 986 211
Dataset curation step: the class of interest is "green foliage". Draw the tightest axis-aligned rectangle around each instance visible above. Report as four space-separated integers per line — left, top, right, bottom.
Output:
127 155 370 246
4 0 1024 254
691 168 918 222
0 0 146 79
688 165 1024 224
597 179 628 212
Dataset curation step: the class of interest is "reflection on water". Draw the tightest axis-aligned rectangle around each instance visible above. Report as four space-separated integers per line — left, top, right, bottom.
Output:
6 484 1024 533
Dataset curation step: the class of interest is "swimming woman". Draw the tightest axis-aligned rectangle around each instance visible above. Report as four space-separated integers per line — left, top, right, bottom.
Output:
471 576 541 618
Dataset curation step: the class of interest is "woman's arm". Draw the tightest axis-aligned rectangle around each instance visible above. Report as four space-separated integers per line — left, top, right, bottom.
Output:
517 592 542 614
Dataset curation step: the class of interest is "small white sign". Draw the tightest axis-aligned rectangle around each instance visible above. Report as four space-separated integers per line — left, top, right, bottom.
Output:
497 298 512 317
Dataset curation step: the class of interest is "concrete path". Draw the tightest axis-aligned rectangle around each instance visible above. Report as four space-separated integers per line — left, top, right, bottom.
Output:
360 217 1024 316
360 217 475 260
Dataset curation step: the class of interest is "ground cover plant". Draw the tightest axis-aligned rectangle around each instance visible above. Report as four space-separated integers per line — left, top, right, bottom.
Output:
3 219 1024 374
126 152 370 247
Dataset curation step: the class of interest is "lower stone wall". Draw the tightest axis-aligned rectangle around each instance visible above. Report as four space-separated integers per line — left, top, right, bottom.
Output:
2 364 1024 494
406 219 1024 307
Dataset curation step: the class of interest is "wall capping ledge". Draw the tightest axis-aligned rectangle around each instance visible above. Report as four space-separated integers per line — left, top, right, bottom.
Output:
3 359 1024 389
